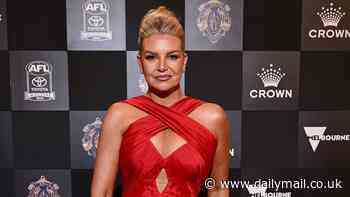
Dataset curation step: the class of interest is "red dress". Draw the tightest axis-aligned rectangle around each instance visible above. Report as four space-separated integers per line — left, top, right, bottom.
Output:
119 95 217 196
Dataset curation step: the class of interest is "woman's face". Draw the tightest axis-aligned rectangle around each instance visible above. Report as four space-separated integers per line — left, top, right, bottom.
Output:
138 33 187 93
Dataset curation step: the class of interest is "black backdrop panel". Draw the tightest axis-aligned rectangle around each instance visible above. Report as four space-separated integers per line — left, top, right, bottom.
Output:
300 52 350 110
0 51 10 110
241 111 298 168
71 169 93 197
7 0 67 50
13 111 70 169
243 0 301 50
0 169 14 196
68 51 126 110
185 51 242 110
0 111 13 168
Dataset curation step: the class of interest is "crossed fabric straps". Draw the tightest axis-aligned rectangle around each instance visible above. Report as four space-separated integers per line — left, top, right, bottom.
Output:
121 95 217 165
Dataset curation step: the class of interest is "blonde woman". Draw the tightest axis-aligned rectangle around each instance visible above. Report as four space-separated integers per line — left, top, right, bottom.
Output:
91 6 230 197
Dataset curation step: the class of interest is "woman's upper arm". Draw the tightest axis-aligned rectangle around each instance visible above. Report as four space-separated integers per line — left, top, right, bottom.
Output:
207 104 230 197
91 102 127 197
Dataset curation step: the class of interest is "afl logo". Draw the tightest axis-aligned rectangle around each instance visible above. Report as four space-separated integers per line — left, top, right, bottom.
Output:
25 61 51 75
83 0 109 15
81 0 112 41
197 0 232 44
24 61 55 102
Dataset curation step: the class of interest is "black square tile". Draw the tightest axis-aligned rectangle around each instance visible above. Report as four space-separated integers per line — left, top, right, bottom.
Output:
71 169 92 197
185 51 242 110
69 51 126 110
13 111 70 169
243 0 301 50
241 111 298 168
0 51 10 110
0 169 14 197
0 111 13 168
300 52 350 110
7 0 67 50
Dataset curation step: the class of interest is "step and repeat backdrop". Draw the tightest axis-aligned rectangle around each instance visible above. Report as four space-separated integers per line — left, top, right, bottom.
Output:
0 0 350 196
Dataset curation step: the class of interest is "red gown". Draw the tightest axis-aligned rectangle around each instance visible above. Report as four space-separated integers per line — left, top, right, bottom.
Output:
119 95 217 197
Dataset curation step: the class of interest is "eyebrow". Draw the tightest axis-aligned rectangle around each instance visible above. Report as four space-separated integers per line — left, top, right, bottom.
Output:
143 50 182 54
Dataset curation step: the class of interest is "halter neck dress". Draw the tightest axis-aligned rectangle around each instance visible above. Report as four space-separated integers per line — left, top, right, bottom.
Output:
119 95 217 196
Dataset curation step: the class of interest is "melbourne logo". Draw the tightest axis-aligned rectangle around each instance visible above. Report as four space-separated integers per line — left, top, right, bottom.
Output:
304 127 350 152
82 117 103 158
81 0 112 41
308 2 349 39
27 176 61 197
246 184 291 197
24 61 55 102
196 0 231 44
249 64 292 99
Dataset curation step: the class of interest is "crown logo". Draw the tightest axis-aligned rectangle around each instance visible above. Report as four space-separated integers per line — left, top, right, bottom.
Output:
257 64 286 88
317 2 346 27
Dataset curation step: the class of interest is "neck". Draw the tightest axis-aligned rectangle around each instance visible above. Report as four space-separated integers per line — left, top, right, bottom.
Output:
145 84 185 107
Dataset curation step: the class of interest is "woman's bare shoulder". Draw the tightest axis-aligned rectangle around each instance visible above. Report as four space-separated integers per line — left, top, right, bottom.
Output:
189 100 229 138
105 101 149 135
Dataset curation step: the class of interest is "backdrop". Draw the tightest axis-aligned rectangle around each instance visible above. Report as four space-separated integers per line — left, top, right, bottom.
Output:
0 0 350 196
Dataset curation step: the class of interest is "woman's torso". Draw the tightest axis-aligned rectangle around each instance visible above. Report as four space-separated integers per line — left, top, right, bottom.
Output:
118 95 217 197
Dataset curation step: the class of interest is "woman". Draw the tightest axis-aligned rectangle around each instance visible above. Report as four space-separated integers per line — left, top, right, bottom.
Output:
91 6 230 197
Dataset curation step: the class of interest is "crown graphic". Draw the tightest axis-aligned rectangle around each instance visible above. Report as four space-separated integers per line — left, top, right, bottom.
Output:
317 2 346 27
257 64 286 88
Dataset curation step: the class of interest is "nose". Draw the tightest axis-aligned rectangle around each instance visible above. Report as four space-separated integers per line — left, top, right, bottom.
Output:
158 57 168 72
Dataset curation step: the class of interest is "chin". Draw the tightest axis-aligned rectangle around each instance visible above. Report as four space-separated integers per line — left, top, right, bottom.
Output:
149 82 179 93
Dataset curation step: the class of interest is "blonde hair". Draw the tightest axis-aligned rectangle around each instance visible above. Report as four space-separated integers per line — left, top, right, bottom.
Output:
138 6 184 51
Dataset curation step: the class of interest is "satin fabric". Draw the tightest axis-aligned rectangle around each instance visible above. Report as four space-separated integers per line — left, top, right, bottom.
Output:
119 95 217 196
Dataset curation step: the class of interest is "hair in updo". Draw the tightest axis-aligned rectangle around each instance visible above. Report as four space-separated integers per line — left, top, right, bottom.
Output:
138 6 184 51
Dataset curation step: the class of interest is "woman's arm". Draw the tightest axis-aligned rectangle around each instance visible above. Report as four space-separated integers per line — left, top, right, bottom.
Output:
91 103 127 197
206 104 230 197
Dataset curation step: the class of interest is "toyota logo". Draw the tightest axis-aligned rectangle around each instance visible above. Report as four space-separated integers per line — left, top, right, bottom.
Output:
31 76 48 88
